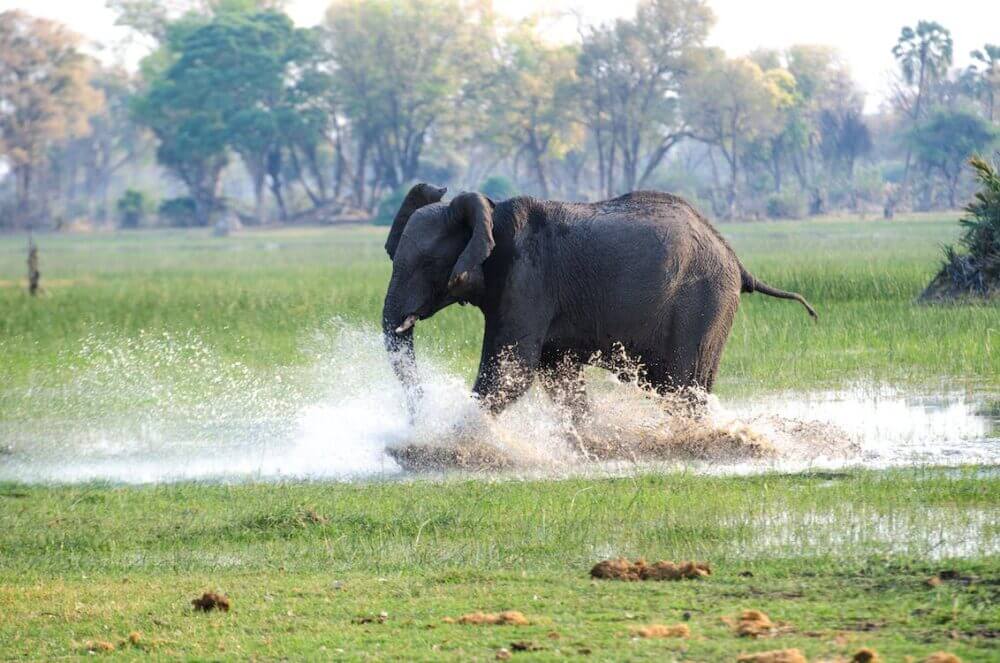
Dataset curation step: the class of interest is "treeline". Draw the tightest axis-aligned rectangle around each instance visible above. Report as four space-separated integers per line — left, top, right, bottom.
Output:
1 0 998 230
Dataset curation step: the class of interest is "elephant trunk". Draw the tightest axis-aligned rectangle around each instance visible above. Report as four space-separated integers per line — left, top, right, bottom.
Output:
382 291 422 422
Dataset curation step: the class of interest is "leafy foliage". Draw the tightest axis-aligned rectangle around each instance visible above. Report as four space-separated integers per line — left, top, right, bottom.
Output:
923 156 1000 299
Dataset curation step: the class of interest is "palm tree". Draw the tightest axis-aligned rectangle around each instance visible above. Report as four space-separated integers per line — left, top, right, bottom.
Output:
886 21 953 218
968 45 1000 122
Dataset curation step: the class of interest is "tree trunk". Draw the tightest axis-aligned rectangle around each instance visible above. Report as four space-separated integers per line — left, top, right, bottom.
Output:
252 165 266 224
529 136 550 199
15 164 32 230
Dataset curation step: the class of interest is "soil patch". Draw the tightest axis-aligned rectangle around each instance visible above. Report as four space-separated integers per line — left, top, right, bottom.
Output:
444 611 529 626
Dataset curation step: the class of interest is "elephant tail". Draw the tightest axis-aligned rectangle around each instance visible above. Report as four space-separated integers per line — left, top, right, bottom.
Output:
740 266 818 320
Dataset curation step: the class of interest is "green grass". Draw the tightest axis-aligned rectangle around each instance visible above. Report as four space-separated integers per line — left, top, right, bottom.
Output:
1 471 997 660
0 215 997 660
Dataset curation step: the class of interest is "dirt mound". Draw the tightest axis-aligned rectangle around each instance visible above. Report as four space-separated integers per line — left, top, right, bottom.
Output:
736 649 807 663
191 592 230 612
726 609 786 638
851 649 880 663
632 623 690 638
387 439 513 472
444 611 529 626
590 558 711 581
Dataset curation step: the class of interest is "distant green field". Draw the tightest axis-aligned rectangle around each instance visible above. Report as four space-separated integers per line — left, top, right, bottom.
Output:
0 213 997 410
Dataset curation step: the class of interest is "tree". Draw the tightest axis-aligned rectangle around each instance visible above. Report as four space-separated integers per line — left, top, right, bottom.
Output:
324 0 487 208
181 11 328 222
578 0 713 197
967 45 1000 122
889 21 954 216
683 55 793 218
131 20 232 226
909 109 997 208
482 23 581 198
782 45 867 212
75 67 145 224
0 11 101 228
107 0 287 41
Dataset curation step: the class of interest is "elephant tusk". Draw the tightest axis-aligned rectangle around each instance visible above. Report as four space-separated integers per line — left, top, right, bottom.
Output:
395 315 417 334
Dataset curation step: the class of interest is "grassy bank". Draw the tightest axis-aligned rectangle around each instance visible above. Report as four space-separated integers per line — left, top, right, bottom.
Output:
1 469 997 660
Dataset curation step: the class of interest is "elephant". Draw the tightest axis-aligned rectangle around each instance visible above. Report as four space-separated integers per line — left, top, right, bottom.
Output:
382 183 816 420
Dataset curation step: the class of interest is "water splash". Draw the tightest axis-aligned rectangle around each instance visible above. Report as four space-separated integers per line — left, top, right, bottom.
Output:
0 322 996 484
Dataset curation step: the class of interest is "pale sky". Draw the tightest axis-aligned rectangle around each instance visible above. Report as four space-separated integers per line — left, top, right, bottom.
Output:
2 0 997 112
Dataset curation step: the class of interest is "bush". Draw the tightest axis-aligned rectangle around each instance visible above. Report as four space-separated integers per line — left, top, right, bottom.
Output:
157 197 198 227
479 175 518 201
116 189 150 229
373 186 408 226
765 191 806 219
921 156 1000 300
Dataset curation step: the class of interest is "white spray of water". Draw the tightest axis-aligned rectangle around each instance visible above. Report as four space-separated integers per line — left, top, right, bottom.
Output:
0 322 996 484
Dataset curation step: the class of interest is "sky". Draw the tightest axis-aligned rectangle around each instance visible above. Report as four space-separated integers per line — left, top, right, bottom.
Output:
1 0 997 113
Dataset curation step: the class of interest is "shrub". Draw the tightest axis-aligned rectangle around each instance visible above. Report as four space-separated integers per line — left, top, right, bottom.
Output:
116 189 150 229
921 156 1000 300
765 191 806 219
157 197 198 227
479 175 518 201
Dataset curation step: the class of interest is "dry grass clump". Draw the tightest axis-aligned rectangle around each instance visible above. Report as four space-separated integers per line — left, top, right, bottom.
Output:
590 558 711 581
922 654 962 663
631 623 691 638
191 592 230 612
83 640 116 653
444 610 529 626
736 649 807 663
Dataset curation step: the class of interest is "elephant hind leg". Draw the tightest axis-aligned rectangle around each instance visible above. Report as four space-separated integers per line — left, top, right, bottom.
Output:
647 288 739 398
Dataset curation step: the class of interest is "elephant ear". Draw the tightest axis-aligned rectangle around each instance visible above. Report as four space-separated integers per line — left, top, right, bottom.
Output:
447 192 495 298
384 183 447 259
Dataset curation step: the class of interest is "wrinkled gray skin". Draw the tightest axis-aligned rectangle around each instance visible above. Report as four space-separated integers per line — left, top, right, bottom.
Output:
382 183 816 420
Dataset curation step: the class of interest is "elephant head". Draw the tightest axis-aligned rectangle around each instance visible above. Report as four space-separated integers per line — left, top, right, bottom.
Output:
382 183 496 418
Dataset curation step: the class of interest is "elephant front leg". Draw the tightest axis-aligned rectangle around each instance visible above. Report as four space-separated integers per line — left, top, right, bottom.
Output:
472 333 544 415
539 350 589 426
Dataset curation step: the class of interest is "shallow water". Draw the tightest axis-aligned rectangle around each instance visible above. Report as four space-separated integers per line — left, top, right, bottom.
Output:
1 324 997 484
